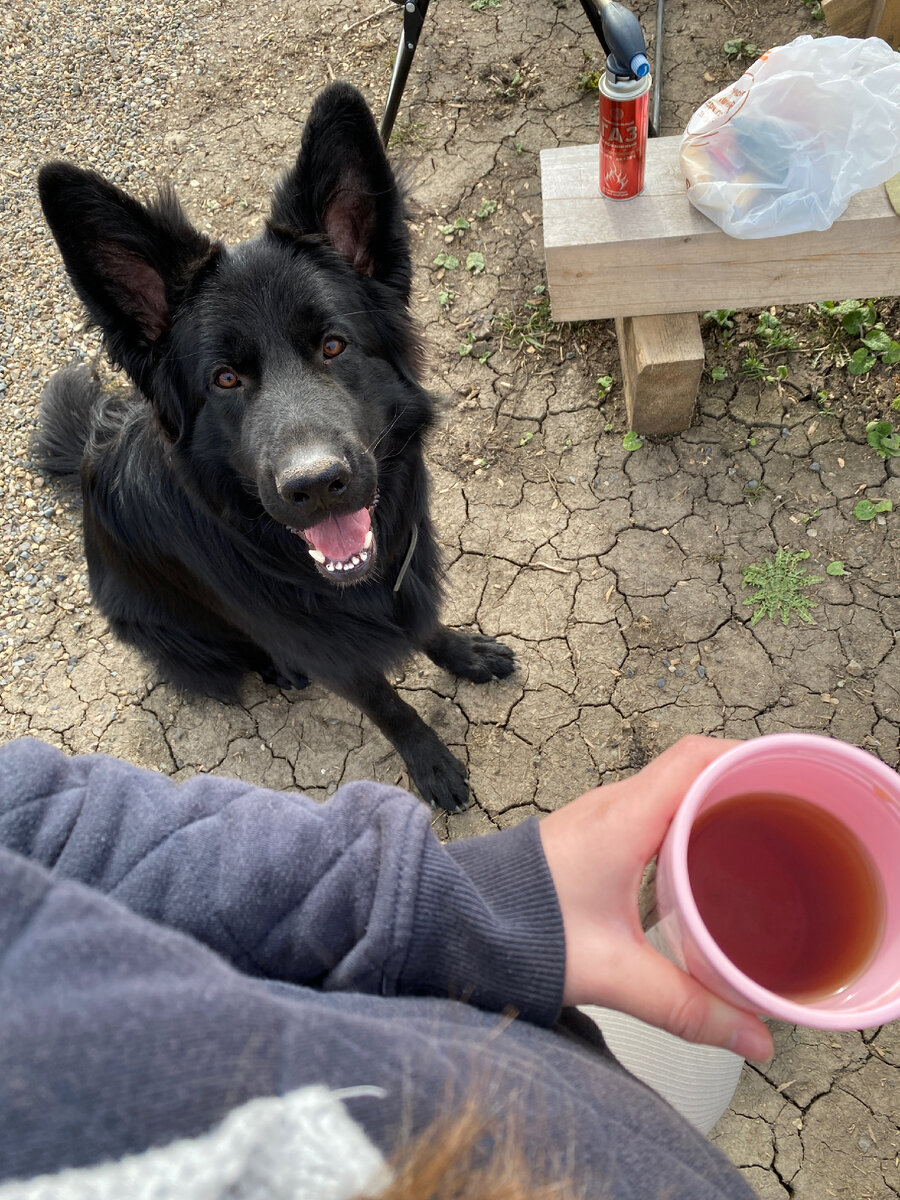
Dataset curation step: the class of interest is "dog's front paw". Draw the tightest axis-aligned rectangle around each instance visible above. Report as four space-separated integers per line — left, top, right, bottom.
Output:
405 736 471 813
261 665 311 691
451 632 517 684
426 628 517 684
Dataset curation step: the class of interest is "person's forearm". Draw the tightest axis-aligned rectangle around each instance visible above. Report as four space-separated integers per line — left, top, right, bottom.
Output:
0 738 428 991
0 739 565 1020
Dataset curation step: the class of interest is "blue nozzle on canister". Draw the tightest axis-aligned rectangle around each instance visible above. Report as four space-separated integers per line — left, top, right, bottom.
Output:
630 53 650 78
597 0 648 80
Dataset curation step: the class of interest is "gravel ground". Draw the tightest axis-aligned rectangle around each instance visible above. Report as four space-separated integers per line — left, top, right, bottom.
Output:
2 0 199 689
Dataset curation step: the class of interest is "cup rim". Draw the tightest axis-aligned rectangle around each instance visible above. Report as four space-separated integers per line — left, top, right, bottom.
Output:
667 732 900 1029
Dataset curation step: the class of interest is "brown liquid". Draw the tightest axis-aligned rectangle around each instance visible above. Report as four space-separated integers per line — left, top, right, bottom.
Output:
687 792 885 1001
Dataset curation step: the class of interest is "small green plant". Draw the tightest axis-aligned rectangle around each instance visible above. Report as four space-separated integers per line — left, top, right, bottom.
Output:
388 120 427 149
862 327 900 364
438 289 455 308
476 199 498 219
742 547 823 627
847 347 876 376
703 309 736 333
826 561 847 576
622 431 643 452
801 0 824 18
518 430 535 446
493 288 555 353
866 420 900 459
496 69 523 98
740 353 767 380
854 498 893 521
812 299 898 374
709 365 728 382
755 311 798 350
597 375 614 401
576 67 602 93
470 0 501 9
724 37 760 60
433 252 459 270
465 251 486 275
818 299 877 338
440 217 471 235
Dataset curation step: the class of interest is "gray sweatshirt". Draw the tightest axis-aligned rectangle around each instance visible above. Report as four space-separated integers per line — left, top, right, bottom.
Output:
0 738 754 1199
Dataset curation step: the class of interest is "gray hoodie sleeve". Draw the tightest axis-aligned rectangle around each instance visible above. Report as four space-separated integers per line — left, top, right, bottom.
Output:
0 738 564 1025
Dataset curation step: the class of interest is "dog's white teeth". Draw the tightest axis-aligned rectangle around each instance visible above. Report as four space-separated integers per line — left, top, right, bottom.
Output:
326 562 335 572
308 549 326 564
351 556 360 566
360 551 368 562
363 530 373 550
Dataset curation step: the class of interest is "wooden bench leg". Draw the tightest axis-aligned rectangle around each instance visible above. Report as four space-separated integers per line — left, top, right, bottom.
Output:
614 313 705 436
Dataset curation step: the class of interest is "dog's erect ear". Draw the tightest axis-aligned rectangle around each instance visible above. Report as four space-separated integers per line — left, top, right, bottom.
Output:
269 83 411 299
38 163 215 379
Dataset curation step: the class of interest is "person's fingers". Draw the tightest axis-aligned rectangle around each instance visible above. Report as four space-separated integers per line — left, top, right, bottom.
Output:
583 735 744 862
601 943 774 1062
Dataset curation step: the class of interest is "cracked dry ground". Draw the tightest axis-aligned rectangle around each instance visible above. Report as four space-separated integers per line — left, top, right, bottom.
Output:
3 0 900 1195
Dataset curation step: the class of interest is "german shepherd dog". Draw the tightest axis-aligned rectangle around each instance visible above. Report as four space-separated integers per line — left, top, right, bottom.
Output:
35 83 515 811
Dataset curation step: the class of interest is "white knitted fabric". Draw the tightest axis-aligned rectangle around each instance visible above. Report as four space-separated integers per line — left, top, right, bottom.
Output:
580 922 745 1135
0 1086 390 1200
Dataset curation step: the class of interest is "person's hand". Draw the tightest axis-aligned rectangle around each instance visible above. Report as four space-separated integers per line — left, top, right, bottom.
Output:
539 735 774 1063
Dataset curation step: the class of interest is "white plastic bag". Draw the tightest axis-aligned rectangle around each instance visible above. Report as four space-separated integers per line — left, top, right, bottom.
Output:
680 35 900 239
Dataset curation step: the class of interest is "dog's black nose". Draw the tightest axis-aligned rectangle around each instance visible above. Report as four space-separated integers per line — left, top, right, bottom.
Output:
276 454 351 511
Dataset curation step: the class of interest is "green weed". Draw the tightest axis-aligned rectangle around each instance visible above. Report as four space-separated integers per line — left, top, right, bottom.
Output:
742 548 822 626
854 498 893 521
866 420 900 459
597 375 614 401
755 311 798 350
723 38 760 60
493 288 555 352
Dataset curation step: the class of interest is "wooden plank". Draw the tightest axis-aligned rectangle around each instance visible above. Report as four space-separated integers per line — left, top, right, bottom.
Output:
821 0 900 44
871 0 900 45
541 137 900 321
821 0 875 37
615 314 705 435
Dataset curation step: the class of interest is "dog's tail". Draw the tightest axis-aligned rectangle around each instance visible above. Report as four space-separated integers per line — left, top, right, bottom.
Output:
33 365 102 478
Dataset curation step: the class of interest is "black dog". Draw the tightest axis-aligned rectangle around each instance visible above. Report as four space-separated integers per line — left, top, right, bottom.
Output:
35 82 515 811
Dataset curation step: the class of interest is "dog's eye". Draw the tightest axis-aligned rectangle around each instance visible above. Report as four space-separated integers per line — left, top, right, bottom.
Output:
214 369 241 389
322 337 346 360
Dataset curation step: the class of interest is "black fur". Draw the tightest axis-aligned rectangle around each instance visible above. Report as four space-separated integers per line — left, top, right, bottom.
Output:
34 82 515 812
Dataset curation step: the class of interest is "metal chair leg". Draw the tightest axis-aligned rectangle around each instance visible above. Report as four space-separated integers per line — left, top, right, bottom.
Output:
380 0 430 145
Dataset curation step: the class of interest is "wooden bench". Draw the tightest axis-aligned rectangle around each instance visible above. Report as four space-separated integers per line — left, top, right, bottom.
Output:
821 0 900 45
540 135 900 434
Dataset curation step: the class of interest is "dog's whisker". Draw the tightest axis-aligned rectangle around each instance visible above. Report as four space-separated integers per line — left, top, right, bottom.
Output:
367 409 407 455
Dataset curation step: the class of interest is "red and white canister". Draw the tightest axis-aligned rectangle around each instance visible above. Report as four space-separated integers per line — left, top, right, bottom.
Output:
599 68 651 199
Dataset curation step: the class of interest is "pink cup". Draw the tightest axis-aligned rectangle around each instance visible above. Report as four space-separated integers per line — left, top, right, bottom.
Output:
654 733 900 1029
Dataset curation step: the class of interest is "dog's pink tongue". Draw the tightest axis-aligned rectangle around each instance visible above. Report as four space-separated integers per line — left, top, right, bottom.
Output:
304 508 371 561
